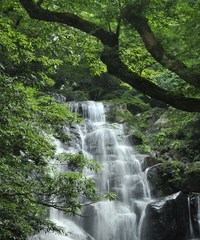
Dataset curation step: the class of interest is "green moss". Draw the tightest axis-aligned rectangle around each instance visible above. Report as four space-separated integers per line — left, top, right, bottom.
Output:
160 160 185 184
136 144 152 154
185 161 200 176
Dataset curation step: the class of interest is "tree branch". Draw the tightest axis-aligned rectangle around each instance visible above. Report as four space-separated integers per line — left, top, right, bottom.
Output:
101 46 200 112
121 4 200 88
19 0 118 47
37 0 44 6
19 0 200 112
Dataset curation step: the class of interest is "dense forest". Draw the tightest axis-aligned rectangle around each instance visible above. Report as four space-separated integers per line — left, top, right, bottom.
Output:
0 0 200 239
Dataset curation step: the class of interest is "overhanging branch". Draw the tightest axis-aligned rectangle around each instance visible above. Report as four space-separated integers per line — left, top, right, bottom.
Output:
101 46 200 112
19 0 200 112
121 4 200 88
19 0 118 47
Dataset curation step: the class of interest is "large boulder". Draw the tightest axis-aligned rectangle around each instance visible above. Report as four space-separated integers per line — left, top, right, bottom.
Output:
182 171 200 193
140 192 189 240
146 164 178 198
147 162 200 198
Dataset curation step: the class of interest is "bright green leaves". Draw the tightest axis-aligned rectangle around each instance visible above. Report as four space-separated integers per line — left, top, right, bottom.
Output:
45 171 99 212
0 75 102 239
0 154 65 239
161 160 185 184
55 152 102 171
146 0 200 65
0 155 53 239
0 76 70 164
102 192 118 201
120 38 157 77
0 1 35 67
0 1 65 89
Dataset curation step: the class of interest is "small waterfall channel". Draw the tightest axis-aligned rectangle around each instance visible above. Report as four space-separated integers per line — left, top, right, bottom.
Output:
187 194 200 240
188 196 195 239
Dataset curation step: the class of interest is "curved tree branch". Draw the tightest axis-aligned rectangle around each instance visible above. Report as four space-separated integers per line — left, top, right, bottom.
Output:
19 0 118 47
19 0 200 112
121 4 200 88
100 46 200 112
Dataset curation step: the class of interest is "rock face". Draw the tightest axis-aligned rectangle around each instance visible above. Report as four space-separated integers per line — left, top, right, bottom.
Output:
140 192 189 240
141 156 158 171
182 172 200 193
147 163 200 198
104 103 130 123
146 164 178 198
127 134 143 146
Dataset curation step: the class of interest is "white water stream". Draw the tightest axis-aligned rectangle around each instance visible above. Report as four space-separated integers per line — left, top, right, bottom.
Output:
198 195 200 235
29 101 175 240
67 101 151 240
29 101 200 240
188 196 195 239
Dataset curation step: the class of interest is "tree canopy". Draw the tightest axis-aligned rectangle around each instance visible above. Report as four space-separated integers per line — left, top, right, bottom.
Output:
1 0 200 239
17 0 200 112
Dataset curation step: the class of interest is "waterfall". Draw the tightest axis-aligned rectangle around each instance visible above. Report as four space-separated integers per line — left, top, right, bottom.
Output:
188 196 195 239
29 100 200 240
68 101 152 240
30 101 152 240
198 194 200 235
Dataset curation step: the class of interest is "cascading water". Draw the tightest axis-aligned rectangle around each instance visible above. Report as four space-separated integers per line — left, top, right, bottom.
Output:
188 196 195 239
29 100 200 240
68 101 151 240
198 194 200 236
31 101 152 240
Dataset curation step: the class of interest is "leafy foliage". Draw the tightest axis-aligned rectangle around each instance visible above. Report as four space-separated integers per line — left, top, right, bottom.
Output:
55 152 102 171
1 0 200 238
134 107 200 160
160 160 185 184
185 162 200 176
0 74 103 239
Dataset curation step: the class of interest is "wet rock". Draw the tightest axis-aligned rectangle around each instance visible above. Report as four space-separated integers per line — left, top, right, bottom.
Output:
154 111 169 125
52 93 66 103
182 172 200 193
189 193 200 237
65 90 88 101
146 164 176 198
146 163 200 198
105 103 130 123
142 156 158 171
131 180 145 199
127 134 143 146
82 205 96 237
140 192 189 240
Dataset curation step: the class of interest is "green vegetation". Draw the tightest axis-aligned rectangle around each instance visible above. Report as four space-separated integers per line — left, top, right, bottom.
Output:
185 162 200 176
18 0 200 112
0 2 101 238
0 76 101 240
135 109 200 162
160 160 185 184
1 0 200 239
